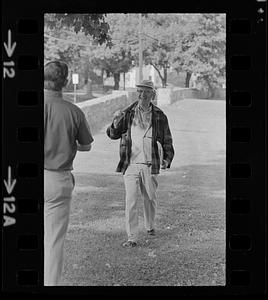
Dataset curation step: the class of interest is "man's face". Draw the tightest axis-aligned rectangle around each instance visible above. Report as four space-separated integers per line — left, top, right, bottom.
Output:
137 87 154 107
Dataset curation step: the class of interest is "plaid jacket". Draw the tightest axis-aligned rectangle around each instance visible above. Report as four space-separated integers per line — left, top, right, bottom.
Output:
106 101 174 174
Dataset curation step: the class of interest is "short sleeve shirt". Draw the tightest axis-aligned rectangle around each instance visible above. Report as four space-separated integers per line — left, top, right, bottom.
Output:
44 90 94 171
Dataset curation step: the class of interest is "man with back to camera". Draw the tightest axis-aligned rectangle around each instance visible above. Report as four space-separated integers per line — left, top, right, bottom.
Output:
44 61 94 285
106 79 175 247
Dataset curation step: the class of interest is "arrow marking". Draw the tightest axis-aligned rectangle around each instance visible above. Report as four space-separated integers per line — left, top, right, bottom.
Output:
4 30 16 58
4 166 16 194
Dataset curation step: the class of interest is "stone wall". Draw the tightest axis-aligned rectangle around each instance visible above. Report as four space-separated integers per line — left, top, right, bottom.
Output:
77 87 225 134
156 87 198 107
77 91 137 134
212 88 226 100
156 87 225 107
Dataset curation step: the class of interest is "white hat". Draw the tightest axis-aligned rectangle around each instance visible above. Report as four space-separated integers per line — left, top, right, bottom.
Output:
136 79 155 90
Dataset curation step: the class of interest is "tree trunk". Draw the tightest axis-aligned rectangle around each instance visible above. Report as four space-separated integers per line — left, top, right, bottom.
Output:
174 68 180 75
207 82 215 99
114 73 120 90
151 63 165 88
174 68 181 86
163 67 168 88
101 69 104 85
84 63 89 85
204 75 214 99
85 79 93 97
82 60 93 97
185 71 192 87
101 69 105 92
160 77 165 88
123 72 125 90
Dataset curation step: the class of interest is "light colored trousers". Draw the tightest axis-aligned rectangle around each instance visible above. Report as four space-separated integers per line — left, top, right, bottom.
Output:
123 163 158 242
44 169 74 286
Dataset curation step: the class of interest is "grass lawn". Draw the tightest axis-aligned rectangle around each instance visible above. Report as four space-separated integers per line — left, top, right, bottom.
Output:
61 163 225 286
61 99 226 286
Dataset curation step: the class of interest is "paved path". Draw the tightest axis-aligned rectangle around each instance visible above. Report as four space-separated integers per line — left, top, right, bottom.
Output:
73 99 225 174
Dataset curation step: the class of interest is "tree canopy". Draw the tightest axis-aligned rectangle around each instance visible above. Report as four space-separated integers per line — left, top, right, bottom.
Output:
90 14 138 89
141 14 183 87
45 14 111 45
171 14 226 95
44 13 226 93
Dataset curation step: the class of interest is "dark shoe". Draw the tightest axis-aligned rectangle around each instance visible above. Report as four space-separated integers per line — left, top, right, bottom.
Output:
147 229 156 236
122 241 137 247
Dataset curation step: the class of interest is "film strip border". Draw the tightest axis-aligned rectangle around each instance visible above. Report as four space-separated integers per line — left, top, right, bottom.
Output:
227 0 266 293
2 12 44 290
2 1 267 295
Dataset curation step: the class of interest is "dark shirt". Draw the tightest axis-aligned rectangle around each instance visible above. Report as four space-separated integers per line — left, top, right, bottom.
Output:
44 90 94 171
107 101 174 174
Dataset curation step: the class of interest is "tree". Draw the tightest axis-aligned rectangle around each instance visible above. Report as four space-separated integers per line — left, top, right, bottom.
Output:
91 14 183 89
172 14 226 96
91 14 138 90
44 14 110 91
45 13 111 46
194 14 226 97
141 14 182 87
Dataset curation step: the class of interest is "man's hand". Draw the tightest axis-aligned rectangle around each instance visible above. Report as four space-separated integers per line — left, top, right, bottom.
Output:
77 142 92 152
113 110 125 128
161 159 169 170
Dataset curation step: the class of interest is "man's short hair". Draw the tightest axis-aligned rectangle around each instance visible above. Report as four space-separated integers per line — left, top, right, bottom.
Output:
44 61 68 91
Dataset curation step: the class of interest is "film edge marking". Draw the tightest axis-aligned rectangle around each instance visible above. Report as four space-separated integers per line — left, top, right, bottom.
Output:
3 29 16 79
3 166 17 227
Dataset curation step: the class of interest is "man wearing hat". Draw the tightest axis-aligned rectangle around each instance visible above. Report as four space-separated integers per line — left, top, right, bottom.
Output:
44 61 94 285
107 79 174 247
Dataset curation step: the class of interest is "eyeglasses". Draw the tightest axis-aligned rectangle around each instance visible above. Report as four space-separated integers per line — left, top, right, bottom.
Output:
137 89 153 94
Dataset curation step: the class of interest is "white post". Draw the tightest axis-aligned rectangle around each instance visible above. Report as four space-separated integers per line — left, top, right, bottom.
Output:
72 73 79 104
74 84 77 103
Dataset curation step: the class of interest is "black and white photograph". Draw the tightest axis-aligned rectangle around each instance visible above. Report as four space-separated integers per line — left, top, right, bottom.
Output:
44 13 226 286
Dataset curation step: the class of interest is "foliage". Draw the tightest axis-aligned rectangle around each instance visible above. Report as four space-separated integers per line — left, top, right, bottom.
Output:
141 14 185 87
45 14 111 46
44 14 108 89
172 14 226 95
44 13 226 94
91 14 138 89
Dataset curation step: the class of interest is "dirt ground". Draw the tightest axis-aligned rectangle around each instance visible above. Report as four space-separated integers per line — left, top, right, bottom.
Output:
61 99 226 286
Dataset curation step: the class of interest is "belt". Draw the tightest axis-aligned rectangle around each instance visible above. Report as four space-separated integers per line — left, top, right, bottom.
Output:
135 162 152 167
